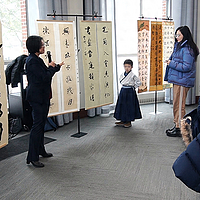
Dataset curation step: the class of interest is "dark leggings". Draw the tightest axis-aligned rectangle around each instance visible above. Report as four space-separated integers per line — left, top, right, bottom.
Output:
27 101 50 162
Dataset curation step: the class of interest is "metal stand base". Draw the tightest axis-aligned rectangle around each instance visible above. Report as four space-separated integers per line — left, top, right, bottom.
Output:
149 111 162 115
149 90 162 115
71 132 87 138
70 111 88 138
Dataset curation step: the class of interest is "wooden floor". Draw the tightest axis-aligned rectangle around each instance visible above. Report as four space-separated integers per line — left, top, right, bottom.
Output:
0 103 200 200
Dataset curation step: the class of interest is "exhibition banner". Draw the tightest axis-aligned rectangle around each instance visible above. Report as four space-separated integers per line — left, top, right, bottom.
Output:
162 21 174 89
149 21 163 91
37 20 79 116
58 22 79 112
80 21 100 110
137 20 149 93
37 21 59 114
96 21 113 106
80 21 113 110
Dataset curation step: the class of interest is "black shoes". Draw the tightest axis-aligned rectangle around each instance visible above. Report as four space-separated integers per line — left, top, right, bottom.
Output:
27 160 45 168
40 152 53 158
26 152 53 167
166 127 182 137
166 123 182 137
165 123 176 133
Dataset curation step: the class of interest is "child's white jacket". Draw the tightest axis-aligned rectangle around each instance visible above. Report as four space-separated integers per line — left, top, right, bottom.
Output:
119 71 141 89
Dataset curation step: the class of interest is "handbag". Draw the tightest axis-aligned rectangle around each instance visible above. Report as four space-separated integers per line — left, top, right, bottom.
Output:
8 117 22 139
164 65 169 81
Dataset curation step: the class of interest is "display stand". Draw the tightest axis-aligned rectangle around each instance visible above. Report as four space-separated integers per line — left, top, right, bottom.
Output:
139 16 173 115
47 11 102 138
150 18 162 115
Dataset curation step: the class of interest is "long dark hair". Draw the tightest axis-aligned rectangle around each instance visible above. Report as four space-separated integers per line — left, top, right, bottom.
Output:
175 26 199 61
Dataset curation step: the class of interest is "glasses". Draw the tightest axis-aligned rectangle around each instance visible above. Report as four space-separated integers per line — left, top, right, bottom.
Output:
175 34 181 38
41 43 45 47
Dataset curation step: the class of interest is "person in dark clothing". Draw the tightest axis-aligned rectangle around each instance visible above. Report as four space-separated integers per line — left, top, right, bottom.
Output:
26 35 64 167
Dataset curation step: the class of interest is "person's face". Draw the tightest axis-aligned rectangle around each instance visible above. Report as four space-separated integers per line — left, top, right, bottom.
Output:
175 30 183 42
124 64 132 73
38 40 45 54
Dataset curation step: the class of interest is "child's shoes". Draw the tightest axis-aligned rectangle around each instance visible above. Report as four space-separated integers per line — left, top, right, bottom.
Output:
115 121 124 126
123 122 131 128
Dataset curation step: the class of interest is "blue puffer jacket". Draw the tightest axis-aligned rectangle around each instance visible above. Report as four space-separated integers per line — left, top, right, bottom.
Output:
164 40 196 87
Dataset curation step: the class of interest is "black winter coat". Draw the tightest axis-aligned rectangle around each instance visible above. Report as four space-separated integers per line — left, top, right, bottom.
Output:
5 54 28 87
25 53 60 104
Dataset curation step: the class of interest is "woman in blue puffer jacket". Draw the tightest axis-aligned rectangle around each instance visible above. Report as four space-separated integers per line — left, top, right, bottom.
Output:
164 26 199 137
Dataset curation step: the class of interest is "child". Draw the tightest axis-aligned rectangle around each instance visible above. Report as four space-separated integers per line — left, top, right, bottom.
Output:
114 59 142 128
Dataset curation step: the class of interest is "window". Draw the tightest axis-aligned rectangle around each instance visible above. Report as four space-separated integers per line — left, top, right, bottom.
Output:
115 0 140 78
0 0 23 61
142 0 163 19
106 0 167 97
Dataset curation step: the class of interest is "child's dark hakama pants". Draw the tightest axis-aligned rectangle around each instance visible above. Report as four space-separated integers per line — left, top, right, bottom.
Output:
114 87 142 123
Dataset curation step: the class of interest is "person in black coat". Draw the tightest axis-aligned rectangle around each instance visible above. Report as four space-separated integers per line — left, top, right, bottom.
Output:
26 35 64 167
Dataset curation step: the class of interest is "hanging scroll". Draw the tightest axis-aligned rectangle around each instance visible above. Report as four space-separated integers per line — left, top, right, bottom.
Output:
149 21 163 91
37 21 59 114
80 21 100 110
80 21 113 110
137 20 149 93
162 21 174 89
0 21 8 148
58 23 79 112
37 20 79 116
97 22 113 106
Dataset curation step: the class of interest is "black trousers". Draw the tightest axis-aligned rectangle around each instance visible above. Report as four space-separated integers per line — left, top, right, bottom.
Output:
27 101 50 162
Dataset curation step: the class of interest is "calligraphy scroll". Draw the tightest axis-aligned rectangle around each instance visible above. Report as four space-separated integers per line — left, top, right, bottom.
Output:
162 21 174 89
80 21 100 110
37 21 60 115
0 21 8 148
137 20 149 93
37 20 79 116
80 21 113 110
58 23 79 112
149 21 163 91
97 22 113 106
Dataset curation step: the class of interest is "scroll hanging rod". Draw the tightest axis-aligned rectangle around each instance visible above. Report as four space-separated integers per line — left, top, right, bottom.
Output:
139 16 173 21
47 10 102 18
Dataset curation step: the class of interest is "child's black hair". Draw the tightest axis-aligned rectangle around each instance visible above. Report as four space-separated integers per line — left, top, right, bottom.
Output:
123 59 133 67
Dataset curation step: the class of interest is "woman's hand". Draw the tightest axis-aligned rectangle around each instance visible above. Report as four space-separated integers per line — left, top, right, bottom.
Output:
49 61 64 67
59 61 65 67
165 60 171 65
49 61 56 67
